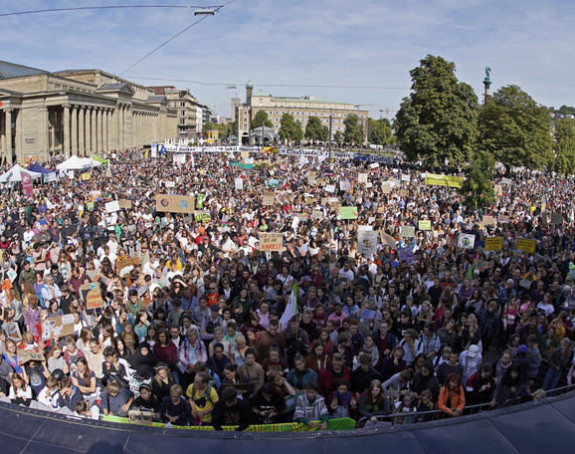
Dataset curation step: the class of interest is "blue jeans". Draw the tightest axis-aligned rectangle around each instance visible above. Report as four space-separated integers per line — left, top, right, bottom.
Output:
543 367 562 390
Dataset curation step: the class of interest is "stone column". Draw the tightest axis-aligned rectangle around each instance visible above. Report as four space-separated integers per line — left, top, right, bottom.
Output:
95 108 101 153
78 106 85 156
70 106 78 156
63 105 71 157
90 107 96 155
5 109 13 165
118 105 124 150
103 109 108 152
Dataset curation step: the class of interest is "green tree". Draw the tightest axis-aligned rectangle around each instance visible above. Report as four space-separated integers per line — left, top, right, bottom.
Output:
460 150 495 210
251 110 273 129
305 116 328 142
558 105 575 116
202 121 217 136
334 130 343 146
553 118 575 175
478 85 552 169
294 120 304 143
278 113 297 141
343 114 364 145
368 117 393 145
395 55 478 166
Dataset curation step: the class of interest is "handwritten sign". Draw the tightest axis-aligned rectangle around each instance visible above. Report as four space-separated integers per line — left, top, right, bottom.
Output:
358 230 378 256
516 238 536 254
116 257 140 272
259 233 283 252
18 349 45 364
380 231 396 249
358 173 368 184
42 314 75 340
482 215 495 226
400 226 415 238
263 190 275 206
340 206 358 220
234 178 244 190
84 282 104 310
418 220 431 231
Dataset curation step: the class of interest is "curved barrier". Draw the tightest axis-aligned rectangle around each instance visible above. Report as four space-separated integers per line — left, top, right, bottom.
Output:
1 392 575 453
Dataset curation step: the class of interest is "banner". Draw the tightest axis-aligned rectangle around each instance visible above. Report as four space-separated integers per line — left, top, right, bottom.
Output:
400 226 415 238
259 233 283 251
458 233 476 249
340 206 358 220
21 170 33 198
485 237 503 251
516 238 536 253
418 220 431 231
424 173 464 188
358 230 378 256
155 194 195 213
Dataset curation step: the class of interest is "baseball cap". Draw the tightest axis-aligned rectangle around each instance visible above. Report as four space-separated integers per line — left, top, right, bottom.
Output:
468 345 480 358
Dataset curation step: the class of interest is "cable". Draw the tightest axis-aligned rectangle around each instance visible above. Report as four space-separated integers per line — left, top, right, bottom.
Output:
119 0 238 75
0 5 224 18
125 76 409 90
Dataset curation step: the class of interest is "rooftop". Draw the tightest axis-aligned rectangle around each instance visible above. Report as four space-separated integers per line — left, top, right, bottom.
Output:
0 61 48 80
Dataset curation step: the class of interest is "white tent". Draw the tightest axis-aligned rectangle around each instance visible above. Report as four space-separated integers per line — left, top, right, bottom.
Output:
56 155 102 171
0 164 42 183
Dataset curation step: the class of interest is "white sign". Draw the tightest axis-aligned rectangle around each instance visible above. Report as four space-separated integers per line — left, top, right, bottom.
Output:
458 233 476 249
358 230 378 257
325 184 336 193
235 178 244 190
370 163 379 169
339 180 350 191
358 173 368 184
105 201 120 213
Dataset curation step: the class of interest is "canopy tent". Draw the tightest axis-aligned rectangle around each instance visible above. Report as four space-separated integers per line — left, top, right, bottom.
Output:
0 164 42 182
92 155 109 166
28 163 55 175
56 155 102 171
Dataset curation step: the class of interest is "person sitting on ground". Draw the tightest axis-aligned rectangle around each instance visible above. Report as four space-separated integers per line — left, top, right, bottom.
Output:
293 381 330 430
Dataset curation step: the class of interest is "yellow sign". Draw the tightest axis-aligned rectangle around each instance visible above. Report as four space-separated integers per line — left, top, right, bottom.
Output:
81 172 91 181
516 238 536 254
418 220 431 231
485 237 503 251
424 174 464 188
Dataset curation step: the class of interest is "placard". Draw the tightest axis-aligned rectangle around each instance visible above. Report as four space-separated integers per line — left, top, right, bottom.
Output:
118 199 132 209
381 182 392 194
194 211 212 222
516 238 536 254
42 314 75 340
358 230 378 256
358 173 368 184
400 226 415 238
85 282 104 310
339 180 350 192
259 233 284 251
380 231 396 249
18 349 45 364
458 233 476 249
398 247 415 265
81 172 91 181
234 178 244 190
155 194 195 213
485 237 503 251
482 215 495 226
105 201 121 213
340 206 358 220
325 184 336 193
499 215 510 223
263 191 275 206
519 278 533 290
370 163 379 169
312 210 323 220
307 171 317 185
116 257 140 272
418 220 431 231
401 174 411 182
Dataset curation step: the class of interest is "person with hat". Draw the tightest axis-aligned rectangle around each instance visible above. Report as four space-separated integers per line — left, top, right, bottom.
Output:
459 344 482 387
212 386 252 431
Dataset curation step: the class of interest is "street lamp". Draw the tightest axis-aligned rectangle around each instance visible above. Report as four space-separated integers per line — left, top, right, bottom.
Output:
194 9 215 15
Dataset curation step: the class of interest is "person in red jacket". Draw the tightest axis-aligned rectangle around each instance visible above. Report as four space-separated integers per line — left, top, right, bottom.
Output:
318 353 351 396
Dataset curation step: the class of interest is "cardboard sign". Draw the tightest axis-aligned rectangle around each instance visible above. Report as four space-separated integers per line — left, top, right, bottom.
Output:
307 171 317 185
358 173 368 184
500 177 512 185
312 210 324 220
259 233 283 251
42 314 75 340
155 194 195 213
358 230 378 256
340 206 358 220
485 237 503 251
400 226 415 238
84 282 104 310
18 349 45 364
116 257 140 272
482 215 495 226
516 238 536 254
381 182 392 194
418 220 431 231
380 231 396 249
263 191 275 206
119 199 132 209
105 201 121 213
494 185 503 196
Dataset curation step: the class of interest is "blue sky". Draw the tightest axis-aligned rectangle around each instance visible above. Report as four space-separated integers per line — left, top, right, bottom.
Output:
1 0 574 118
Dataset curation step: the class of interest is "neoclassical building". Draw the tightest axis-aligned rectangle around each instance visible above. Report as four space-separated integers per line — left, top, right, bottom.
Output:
0 61 178 164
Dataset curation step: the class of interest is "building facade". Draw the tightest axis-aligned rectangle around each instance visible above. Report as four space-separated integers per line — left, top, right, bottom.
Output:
148 86 202 141
232 82 368 144
0 61 177 164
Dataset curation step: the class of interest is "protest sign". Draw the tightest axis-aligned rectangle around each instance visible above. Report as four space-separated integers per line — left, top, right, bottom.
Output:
18 349 45 365
259 233 283 251
482 215 495 226
42 314 75 340
116 257 140 273
424 173 464 188
307 171 317 185
401 174 411 182
418 220 431 231
118 199 132 209
194 211 212 222
340 206 358 220
380 231 396 249
358 173 368 184
263 191 275 206
398 247 415 265
105 201 120 213
234 178 244 190
458 233 476 249
21 170 33 198
81 172 91 181
84 282 104 310
400 226 415 238
325 184 335 193
516 238 536 254
370 163 379 169
381 182 392 194
155 194 195 213
358 230 378 256
485 237 503 251
196 194 205 209
312 210 323 220
339 180 350 192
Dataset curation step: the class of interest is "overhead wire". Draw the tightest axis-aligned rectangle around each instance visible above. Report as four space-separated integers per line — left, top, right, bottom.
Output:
0 5 223 18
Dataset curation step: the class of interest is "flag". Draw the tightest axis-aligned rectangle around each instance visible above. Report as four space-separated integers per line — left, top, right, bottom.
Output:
279 281 298 330
21 170 33 198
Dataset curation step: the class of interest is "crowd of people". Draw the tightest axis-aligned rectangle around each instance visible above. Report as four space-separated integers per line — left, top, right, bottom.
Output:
0 148 574 431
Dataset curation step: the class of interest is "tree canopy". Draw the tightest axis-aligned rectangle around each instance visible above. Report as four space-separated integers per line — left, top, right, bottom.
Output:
305 116 329 142
478 85 552 169
343 114 364 145
251 110 273 129
394 55 478 166
460 150 495 211
278 113 298 141
368 118 394 145
552 117 575 175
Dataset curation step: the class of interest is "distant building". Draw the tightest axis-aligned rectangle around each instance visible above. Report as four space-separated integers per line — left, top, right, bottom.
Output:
0 60 177 164
232 81 368 145
148 86 202 141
